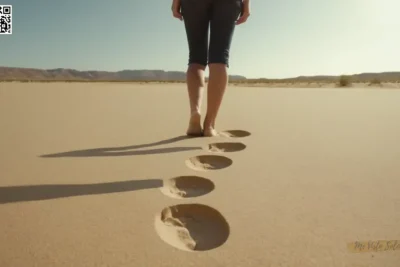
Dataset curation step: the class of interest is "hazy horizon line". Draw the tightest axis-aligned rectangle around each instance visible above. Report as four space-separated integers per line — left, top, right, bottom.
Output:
1 65 399 80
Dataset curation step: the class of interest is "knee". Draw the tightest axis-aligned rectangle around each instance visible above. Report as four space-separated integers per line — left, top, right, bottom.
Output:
187 64 206 86
208 63 228 73
188 63 206 72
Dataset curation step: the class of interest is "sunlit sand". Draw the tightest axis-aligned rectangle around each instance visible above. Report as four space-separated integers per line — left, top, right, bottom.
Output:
1 82 399 266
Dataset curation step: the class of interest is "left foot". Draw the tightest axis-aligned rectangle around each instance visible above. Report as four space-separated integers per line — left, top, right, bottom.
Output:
186 113 202 136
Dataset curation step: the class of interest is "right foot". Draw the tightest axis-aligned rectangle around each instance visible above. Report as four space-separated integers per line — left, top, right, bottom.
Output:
203 117 218 137
203 127 218 137
186 113 202 136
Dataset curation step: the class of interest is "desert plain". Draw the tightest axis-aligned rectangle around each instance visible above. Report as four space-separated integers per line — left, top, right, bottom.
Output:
1 82 399 266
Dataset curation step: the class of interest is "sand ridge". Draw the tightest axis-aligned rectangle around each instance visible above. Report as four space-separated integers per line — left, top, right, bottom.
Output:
204 142 247 153
185 155 233 171
154 204 230 251
219 130 251 138
160 176 215 199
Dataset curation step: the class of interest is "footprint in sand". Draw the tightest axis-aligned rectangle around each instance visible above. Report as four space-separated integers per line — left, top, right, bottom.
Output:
203 142 246 153
219 130 251 138
154 204 230 252
160 176 215 199
185 155 232 171
155 129 249 251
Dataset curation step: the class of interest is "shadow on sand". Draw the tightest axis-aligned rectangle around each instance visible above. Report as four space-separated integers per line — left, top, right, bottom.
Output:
4 136 200 204
39 135 202 158
0 179 163 204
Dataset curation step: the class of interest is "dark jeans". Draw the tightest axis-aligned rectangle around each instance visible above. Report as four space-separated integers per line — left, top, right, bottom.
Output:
180 0 243 68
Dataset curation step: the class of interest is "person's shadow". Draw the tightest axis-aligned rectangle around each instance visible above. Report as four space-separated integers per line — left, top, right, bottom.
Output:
0 135 202 204
0 179 163 204
39 135 202 158
2 136 202 204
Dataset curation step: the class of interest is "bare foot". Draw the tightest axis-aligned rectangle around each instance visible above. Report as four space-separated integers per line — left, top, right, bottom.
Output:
186 113 202 136
203 127 219 137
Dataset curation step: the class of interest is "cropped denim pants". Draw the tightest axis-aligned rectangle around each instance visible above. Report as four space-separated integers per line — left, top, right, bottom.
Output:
180 0 243 67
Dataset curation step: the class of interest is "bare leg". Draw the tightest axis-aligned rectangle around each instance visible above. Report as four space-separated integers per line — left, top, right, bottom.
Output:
203 63 228 137
186 63 206 136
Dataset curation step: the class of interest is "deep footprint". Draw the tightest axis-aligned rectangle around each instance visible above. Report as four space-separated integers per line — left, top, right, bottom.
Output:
220 130 251 138
185 155 232 171
160 176 215 199
154 204 230 252
204 142 246 153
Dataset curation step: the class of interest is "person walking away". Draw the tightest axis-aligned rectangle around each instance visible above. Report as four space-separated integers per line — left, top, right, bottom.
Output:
171 0 251 137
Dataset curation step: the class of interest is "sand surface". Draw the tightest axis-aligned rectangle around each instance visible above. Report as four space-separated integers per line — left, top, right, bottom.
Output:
1 83 399 266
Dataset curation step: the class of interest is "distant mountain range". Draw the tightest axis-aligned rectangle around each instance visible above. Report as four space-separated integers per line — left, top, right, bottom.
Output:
0 67 399 83
0 67 245 81
254 72 400 83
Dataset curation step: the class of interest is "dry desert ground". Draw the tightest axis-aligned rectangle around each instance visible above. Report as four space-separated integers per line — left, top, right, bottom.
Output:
1 82 399 266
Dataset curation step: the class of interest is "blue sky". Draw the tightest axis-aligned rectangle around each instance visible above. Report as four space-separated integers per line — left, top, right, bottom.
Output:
1 0 399 78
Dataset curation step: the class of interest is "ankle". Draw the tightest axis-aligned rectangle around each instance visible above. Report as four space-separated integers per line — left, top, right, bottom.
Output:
203 127 218 137
191 110 201 117
203 118 214 129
